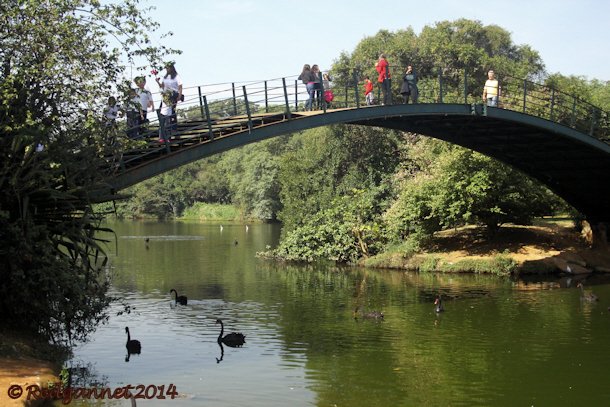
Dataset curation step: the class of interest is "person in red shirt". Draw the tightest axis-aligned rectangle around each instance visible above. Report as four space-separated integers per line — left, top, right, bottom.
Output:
364 76 374 105
375 53 392 105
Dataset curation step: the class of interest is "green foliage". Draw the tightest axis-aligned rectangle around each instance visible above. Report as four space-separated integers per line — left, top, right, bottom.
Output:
113 134 290 221
0 0 177 343
220 136 289 220
270 124 401 263
331 19 544 100
278 125 400 233
418 253 517 276
181 202 245 221
386 139 559 240
267 188 388 263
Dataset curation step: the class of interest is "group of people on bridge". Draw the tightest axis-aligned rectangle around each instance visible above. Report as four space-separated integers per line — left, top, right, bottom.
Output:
369 53 500 107
298 64 334 111
103 61 184 143
102 58 501 146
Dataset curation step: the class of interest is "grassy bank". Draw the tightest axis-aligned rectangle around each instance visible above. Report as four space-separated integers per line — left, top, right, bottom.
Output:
362 219 610 275
180 202 256 222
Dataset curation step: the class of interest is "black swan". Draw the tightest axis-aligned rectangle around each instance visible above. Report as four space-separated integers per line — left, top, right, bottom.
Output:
577 282 599 302
125 327 141 355
434 295 444 313
353 306 384 320
216 319 246 347
170 289 188 305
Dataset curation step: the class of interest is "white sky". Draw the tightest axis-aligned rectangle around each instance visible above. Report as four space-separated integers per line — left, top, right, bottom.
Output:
139 0 608 89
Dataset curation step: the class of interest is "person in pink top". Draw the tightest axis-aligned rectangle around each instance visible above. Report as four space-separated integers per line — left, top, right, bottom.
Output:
375 53 392 105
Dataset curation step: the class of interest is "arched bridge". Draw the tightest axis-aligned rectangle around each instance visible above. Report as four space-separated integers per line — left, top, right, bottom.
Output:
105 70 610 222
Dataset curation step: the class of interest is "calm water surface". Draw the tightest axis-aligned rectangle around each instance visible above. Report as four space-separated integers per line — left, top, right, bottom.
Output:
67 221 610 406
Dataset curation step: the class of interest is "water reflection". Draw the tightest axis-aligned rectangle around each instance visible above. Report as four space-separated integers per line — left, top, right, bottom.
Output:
353 306 385 321
434 295 444 313
216 341 225 363
65 221 610 406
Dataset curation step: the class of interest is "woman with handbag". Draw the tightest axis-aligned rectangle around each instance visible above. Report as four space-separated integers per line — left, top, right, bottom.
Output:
155 62 183 131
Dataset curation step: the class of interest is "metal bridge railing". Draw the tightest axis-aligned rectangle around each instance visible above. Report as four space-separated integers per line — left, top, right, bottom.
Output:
108 68 610 175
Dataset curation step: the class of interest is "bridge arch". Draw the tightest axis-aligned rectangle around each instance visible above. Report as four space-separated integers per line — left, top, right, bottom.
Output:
110 103 610 222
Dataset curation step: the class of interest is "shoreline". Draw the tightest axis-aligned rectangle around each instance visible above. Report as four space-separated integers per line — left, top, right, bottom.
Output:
0 331 64 406
361 221 610 276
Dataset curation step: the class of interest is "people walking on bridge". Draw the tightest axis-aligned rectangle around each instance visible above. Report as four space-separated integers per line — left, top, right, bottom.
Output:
312 64 323 109
375 53 392 105
298 64 316 111
323 73 334 108
157 89 174 143
103 96 122 126
134 76 154 134
125 88 141 139
400 65 419 104
364 76 374 105
155 62 183 131
483 69 500 107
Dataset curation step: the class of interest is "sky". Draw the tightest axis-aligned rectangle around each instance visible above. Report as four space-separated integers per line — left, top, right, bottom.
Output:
138 0 609 91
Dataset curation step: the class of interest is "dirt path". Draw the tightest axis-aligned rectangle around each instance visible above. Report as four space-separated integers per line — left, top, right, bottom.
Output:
0 357 58 406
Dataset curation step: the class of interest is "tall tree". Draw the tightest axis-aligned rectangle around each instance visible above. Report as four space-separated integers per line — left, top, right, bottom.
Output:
0 0 177 343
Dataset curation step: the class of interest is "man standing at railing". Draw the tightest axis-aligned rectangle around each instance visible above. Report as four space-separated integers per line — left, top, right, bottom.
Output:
375 54 392 105
483 70 500 107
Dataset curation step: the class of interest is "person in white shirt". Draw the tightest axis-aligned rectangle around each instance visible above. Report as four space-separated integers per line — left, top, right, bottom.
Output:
103 96 122 126
482 70 500 107
134 76 154 121
155 62 183 131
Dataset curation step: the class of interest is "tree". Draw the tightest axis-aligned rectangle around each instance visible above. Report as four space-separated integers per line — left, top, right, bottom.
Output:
385 139 560 240
278 125 400 233
0 0 177 343
331 20 545 103
270 188 388 263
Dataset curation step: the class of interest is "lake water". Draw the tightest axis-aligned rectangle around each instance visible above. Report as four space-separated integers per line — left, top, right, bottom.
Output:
66 221 610 406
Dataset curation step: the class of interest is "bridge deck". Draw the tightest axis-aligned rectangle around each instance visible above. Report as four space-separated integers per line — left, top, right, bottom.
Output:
99 71 610 222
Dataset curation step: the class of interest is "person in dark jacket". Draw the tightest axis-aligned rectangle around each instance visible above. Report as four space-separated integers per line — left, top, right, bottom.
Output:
400 65 418 104
298 64 316 111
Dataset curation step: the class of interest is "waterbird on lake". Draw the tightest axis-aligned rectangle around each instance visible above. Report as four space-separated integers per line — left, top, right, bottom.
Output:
216 319 246 347
145 237 149 249
125 327 141 356
577 282 598 302
245 225 249 232
434 295 444 313
353 306 384 320
220 225 223 232
170 289 188 305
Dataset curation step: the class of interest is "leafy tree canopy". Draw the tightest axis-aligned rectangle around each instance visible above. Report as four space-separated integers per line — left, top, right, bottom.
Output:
0 0 178 343
332 19 544 94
